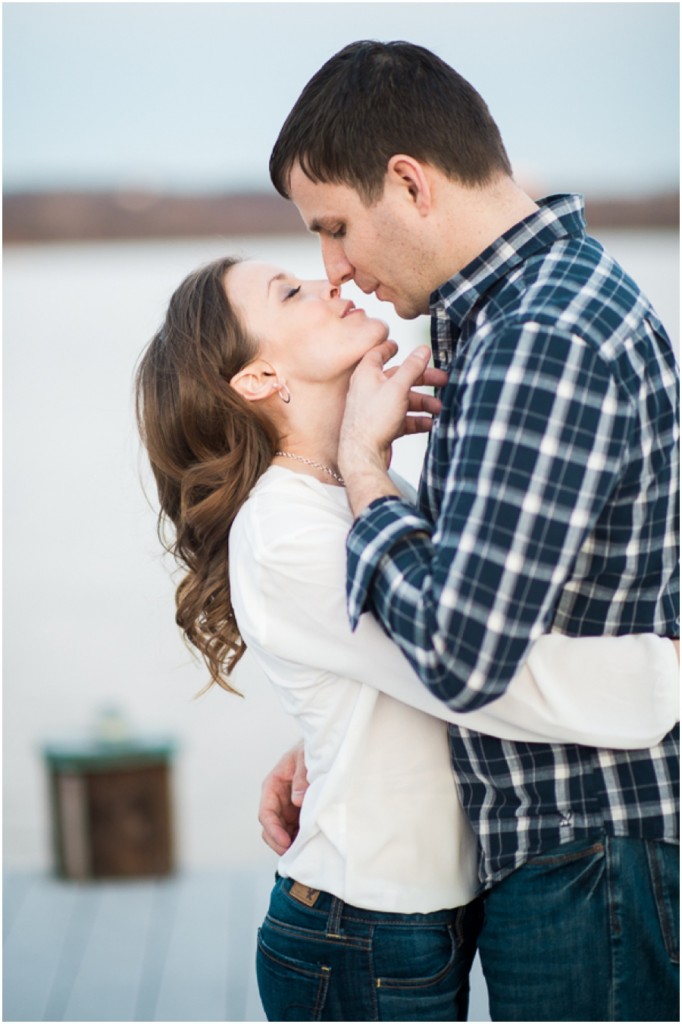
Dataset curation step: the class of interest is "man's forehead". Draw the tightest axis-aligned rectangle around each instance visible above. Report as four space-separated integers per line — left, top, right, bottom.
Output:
289 163 356 211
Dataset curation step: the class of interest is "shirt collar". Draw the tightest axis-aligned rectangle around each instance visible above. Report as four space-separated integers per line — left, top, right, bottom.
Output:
430 194 587 327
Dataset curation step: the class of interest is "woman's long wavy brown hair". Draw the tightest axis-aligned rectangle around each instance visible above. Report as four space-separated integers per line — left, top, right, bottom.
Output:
135 256 277 693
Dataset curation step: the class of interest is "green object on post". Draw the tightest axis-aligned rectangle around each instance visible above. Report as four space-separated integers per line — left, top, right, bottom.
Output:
43 734 178 881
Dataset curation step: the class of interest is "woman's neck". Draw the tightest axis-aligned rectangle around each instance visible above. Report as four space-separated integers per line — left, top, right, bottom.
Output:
272 384 346 484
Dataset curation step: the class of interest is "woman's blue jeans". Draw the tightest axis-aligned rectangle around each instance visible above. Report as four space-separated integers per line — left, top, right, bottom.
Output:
256 875 482 1021
478 834 680 1022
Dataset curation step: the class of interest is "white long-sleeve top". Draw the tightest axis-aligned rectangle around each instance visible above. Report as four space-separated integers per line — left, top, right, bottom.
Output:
229 467 679 913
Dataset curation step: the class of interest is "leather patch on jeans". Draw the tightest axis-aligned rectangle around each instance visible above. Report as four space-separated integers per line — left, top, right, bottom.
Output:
290 881 321 907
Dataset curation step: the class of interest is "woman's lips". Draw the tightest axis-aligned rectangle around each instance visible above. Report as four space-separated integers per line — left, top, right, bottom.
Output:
342 302 364 317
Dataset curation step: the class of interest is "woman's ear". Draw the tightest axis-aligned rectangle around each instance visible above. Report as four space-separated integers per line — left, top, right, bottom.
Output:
229 360 280 403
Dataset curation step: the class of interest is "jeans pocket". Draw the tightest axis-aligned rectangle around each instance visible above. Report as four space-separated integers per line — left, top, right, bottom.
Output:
645 841 680 964
374 924 458 989
525 839 605 868
374 925 473 1022
256 926 332 1022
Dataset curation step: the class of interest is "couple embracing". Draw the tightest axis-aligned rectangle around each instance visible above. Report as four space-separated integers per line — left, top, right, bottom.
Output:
137 41 679 1022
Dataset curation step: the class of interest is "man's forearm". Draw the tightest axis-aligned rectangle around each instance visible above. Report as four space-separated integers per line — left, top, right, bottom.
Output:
345 327 635 709
343 458 401 517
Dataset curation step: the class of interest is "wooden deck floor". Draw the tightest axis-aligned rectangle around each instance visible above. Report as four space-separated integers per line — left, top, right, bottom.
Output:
3 869 271 1022
4 869 491 1022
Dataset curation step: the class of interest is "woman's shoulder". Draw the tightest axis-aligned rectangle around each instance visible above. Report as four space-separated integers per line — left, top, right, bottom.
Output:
231 466 352 560
245 465 351 519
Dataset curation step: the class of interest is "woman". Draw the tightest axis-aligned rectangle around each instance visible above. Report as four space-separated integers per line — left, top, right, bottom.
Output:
136 256 678 1022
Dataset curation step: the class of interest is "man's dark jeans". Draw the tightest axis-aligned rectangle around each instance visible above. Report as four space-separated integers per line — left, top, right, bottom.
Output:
478 834 679 1021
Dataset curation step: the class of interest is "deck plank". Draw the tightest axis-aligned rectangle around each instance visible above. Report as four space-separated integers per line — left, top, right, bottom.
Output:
152 871 238 1021
3 870 271 1023
243 872 273 1022
469 953 491 1022
3 873 37 943
61 880 157 1021
223 868 271 1022
3 875 79 1022
43 884 102 1021
132 877 182 1021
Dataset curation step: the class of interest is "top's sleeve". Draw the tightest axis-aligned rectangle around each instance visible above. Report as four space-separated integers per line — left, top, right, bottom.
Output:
237 481 678 749
346 322 636 711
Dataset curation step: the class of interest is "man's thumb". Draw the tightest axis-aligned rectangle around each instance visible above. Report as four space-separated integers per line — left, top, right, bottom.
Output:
392 345 431 388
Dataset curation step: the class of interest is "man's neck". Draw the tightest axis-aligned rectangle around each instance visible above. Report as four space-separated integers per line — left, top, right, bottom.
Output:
437 176 539 286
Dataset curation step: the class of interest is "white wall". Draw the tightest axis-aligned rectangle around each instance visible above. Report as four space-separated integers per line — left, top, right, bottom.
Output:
3 229 678 871
2 233 428 870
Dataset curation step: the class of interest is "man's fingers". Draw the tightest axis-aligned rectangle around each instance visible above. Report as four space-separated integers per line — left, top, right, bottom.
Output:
257 742 305 852
365 338 399 368
403 415 437 435
408 391 442 416
260 824 291 856
259 797 295 854
259 794 299 854
291 746 309 806
373 346 443 391
389 346 433 391
386 363 446 390
421 366 449 388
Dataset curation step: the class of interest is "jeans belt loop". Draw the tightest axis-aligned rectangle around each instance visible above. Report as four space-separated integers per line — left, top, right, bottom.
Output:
327 894 344 935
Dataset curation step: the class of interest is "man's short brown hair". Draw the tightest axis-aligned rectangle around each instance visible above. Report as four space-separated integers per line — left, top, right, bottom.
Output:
270 40 512 204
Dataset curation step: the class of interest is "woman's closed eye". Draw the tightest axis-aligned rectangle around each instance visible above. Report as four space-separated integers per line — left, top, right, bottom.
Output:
284 285 301 301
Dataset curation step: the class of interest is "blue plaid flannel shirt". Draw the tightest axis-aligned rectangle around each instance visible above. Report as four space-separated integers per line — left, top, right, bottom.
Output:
346 195 679 886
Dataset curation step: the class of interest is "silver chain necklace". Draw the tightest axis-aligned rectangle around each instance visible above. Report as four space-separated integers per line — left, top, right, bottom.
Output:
274 450 345 485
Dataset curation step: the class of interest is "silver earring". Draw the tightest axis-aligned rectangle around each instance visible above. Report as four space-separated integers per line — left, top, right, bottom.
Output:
278 384 291 404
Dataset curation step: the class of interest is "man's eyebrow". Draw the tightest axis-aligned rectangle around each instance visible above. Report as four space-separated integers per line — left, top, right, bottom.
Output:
308 217 335 235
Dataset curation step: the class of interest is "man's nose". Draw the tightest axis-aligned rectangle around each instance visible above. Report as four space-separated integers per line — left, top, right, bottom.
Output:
320 236 354 287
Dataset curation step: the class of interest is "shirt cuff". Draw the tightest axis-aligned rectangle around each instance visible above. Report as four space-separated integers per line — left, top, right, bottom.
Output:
346 496 433 629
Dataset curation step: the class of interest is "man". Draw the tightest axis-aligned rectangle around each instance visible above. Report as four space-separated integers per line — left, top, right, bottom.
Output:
261 40 679 1021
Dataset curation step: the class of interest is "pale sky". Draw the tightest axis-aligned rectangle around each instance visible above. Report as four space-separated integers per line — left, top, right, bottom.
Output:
3 1 679 197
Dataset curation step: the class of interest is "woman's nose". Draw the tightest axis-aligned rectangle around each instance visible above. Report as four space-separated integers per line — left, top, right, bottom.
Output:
313 280 340 299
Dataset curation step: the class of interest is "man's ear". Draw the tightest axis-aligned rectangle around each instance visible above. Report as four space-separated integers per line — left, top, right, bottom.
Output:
386 155 432 214
229 359 280 403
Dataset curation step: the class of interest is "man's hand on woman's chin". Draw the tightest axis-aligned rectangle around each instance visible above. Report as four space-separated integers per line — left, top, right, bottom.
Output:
339 342 446 517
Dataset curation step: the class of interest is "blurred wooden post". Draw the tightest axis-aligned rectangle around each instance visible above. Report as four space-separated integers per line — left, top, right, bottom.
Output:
43 736 177 880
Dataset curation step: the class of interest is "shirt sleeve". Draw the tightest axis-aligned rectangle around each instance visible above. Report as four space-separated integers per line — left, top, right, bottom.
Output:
238 482 678 748
346 322 637 711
